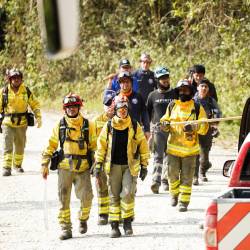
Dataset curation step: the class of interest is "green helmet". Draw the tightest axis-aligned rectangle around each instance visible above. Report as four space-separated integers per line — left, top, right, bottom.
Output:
154 66 170 79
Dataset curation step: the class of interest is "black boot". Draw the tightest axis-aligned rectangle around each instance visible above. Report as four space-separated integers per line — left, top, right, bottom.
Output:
151 183 160 194
162 180 169 191
79 221 87 234
14 165 24 173
98 214 108 225
110 221 121 238
123 218 133 236
59 229 72 240
2 168 11 176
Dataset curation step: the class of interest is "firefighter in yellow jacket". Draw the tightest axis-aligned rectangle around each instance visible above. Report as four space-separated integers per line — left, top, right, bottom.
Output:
95 95 150 238
0 68 42 176
160 79 208 212
41 93 96 240
93 89 116 225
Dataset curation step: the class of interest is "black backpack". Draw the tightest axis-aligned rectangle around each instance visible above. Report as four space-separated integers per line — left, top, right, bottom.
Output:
2 85 31 112
50 117 92 170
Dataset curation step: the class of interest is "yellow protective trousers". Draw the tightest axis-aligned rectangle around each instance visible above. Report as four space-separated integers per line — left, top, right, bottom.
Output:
2 125 27 169
108 164 137 221
95 171 109 215
166 154 196 204
58 169 93 230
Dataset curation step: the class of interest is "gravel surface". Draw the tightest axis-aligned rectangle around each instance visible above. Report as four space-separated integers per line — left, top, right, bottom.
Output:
0 112 238 250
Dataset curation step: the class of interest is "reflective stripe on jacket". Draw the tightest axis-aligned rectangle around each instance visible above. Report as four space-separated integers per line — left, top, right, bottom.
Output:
42 114 96 172
95 116 150 176
160 99 208 157
0 83 41 127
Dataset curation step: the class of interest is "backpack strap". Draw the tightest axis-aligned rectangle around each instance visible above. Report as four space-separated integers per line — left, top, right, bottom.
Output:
2 85 32 112
193 101 200 120
26 86 32 99
168 100 200 120
59 117 67 149
2 85 8 112
168 100 176 116
82 119 89 145
82 118 93 168
131 119 137 140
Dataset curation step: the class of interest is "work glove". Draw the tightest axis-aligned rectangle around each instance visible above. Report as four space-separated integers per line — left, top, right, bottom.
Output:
36 118 42 128
41 165 49 179
139 166 148 181
211 126 220 138
160 121 170 132
183 123 198 133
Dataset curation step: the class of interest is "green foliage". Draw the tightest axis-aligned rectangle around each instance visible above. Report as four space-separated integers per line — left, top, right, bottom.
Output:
0 0 249 141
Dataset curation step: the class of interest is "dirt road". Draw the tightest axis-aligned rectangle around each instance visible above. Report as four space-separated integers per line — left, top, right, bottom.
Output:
0 112 238 250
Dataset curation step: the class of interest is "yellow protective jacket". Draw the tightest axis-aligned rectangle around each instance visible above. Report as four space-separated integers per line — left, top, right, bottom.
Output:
95 115 150 176
0 83 41 127
42 114 96 172
93 112 109 137
160 99 208 157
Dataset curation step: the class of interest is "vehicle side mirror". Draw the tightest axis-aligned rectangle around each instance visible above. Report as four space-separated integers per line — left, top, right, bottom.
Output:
223 160 235 177
37 0 79 59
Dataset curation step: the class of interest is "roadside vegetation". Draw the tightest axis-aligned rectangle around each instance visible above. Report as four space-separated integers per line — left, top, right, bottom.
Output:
0 0 249 141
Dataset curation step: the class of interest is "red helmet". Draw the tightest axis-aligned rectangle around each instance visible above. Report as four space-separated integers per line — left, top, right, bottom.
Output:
114 95 129 110
63 93 83 109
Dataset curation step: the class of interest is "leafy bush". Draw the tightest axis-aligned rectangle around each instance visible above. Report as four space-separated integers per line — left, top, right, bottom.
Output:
0 0 249 141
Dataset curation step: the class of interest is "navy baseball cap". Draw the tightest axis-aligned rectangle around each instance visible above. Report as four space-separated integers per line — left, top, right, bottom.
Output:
103 90 116 106
119 59 131 68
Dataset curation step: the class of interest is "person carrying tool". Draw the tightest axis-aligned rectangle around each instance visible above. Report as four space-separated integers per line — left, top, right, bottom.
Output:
160 79 208 212
193 79 222 185
92 89 116 225
94 95 150 238
41 93 96 240
0 68 42 176
147 66 177 194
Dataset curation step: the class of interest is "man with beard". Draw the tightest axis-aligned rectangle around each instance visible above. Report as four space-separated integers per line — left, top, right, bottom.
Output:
160 80 208 212
147 66 177 194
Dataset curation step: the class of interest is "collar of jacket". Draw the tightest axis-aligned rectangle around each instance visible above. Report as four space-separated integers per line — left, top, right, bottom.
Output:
120 88 132 97
9 82 25 94
111 115 131 130
65 114 84 128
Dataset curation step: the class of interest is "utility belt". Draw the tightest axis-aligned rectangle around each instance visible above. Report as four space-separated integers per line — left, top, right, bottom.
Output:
4 112 34 126
64 154 88 170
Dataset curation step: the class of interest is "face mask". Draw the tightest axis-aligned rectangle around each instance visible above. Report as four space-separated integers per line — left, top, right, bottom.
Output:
179 94 193 102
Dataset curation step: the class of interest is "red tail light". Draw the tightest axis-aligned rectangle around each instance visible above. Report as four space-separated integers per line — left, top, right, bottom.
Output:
204 201 218 249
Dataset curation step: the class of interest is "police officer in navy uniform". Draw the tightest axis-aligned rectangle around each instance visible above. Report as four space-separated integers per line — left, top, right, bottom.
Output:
133 53 157 104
